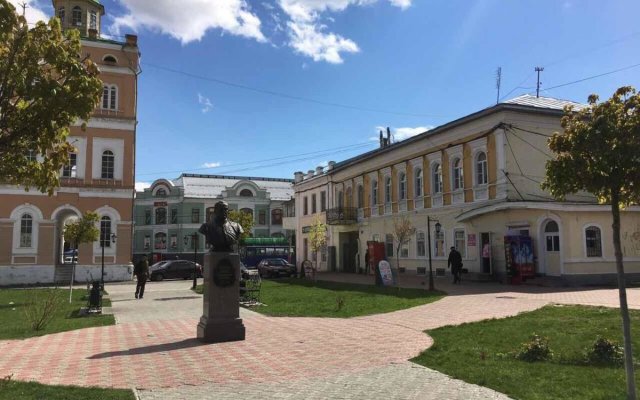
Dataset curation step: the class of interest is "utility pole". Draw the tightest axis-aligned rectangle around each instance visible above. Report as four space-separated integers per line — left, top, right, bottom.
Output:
495 67 502 104
535 67 544 98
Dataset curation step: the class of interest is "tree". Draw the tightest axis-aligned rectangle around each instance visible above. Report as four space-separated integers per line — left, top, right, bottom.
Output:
393 216 416 275
542 86 639 400
228 209 255 253
308 216 327 281
63 212 99 303
0 1 103 194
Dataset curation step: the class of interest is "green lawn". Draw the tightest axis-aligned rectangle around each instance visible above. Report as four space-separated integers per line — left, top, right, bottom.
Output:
0 379 134 400
197 278 444 317
412 305 640 400
0 288 115 340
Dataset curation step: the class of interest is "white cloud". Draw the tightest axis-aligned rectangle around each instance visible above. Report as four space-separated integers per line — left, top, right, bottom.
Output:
135 182 151 192
7 0 49 24
198 93 213 113
371 126 433 142
278 0 411 64
111 0 266 44
202 162 222 168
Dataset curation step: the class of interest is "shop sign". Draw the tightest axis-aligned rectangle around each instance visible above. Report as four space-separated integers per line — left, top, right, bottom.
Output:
154 201 168 207
467 234 477 246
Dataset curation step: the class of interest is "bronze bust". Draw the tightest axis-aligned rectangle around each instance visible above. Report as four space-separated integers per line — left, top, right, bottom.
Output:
198 201 244 252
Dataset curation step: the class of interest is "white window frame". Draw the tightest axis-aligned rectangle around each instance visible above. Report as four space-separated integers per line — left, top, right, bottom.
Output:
433 227 446 259
431 162 443 194
583 224 604 258
102 84 118 111
371 179 378 205
416 230 426 257
452 157 464 191
475 152 488 186
453 228 466 258
93 206 121 257
72 6 82 26
62 152 78 178
470 137 489 201
11 204 43 255
101 150 115 179
398 172 407 200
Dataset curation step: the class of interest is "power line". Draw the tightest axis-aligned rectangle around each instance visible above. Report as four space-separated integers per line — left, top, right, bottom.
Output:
508 125 554 138
143 62 449 118
542 62 640 92
506 127 551 158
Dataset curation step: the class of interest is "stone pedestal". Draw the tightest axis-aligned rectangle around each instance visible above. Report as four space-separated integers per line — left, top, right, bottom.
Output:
197 252 245 343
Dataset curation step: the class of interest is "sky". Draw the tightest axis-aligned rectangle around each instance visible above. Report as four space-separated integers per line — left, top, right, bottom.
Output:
12 0 640 191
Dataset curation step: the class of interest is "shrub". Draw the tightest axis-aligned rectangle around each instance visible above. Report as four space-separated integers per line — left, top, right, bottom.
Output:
516 334 553 362
584 336 624 366
335 296 345 311
23 289 64 331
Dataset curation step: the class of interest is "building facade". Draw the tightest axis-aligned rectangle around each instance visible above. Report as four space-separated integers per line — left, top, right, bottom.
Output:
133 174 294 264
0 0 139 285
294 95 640 285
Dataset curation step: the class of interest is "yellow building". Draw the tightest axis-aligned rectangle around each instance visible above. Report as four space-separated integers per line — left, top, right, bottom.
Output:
294 95 640 285
0 0 140 285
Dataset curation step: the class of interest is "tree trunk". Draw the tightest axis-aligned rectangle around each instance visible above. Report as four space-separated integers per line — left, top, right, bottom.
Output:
611 194 637 400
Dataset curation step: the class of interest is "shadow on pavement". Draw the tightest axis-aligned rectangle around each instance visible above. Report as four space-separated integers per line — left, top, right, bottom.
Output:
154 296 201 301
88 338 204 359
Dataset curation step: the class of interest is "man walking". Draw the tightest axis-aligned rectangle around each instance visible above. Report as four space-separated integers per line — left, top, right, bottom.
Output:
134 255 149 299
447 246 463 284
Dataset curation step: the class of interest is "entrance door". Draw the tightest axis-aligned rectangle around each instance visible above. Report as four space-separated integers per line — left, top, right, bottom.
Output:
480 232 492 274
543 220 561 276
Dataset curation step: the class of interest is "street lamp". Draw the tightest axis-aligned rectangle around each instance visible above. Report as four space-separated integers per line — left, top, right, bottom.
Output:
101 233 117 290
426 217 441 291
184 233 199 289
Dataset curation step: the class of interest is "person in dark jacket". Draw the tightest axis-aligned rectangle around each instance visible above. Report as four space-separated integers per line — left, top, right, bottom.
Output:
447 247 463 284
134 255 149 299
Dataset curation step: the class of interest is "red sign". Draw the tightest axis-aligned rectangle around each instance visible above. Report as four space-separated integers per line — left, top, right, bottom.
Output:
154 201 168 207
467 234 477 246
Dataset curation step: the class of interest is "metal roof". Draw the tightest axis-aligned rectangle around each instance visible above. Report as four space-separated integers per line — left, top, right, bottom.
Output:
173 174 294 201
504 94 586 111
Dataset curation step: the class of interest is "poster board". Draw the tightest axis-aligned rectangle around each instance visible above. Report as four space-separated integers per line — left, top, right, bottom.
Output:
377 260 395 286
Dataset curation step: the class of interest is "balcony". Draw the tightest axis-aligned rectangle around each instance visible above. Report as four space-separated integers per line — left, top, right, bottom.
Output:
326 207 358 225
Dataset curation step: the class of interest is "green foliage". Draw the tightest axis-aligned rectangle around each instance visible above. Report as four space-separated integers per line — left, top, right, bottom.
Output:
335 295 345 311
585 336 625 366
516 334 553 362
308 216 327 254
63 212 100 248
0 379 135 400
229 209 255 242
23 289 63 331
0 1 103 194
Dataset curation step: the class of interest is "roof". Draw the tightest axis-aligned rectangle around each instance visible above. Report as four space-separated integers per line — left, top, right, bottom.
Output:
173 174 294 201
504 94 586 111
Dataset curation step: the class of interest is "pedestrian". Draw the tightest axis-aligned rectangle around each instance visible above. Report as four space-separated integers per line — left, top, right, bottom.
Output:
482 242 491 274
447 246 463 284
134 255 149 299
364 249 370 275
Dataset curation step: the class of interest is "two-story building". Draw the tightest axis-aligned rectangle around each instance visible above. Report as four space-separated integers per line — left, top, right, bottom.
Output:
133 174 294 264
294 95 640 285
0 0 140 285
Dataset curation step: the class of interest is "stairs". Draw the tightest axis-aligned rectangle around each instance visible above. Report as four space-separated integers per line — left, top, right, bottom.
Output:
54 264 74 284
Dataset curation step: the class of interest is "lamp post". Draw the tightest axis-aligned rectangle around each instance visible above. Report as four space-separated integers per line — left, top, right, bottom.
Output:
426 216 441 291
101 233 117 291
185 233 198 289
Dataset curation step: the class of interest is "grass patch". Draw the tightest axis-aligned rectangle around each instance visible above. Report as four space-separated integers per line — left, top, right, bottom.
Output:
196 279 444 318
412 305 640 400
0 288 115 340
0 378 134 400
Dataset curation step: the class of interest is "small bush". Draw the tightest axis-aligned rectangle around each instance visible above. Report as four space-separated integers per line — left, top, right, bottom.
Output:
335 296 345 311
23 289 64 331
516 334 553 362
584 336 624 366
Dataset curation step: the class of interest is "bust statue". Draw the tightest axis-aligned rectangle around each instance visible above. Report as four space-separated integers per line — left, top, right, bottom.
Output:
198 201 244 253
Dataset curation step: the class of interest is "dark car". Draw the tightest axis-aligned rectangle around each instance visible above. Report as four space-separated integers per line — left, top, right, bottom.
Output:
257 258 296 278
150 260 202 281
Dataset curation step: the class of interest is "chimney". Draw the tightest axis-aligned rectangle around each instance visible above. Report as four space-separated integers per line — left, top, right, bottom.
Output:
307 170 315 179
125 34 138 47
327 161 336 171
294 171 304 183
316 166 324 175
379 130 384 148
386 127 391 145
88 28 98 39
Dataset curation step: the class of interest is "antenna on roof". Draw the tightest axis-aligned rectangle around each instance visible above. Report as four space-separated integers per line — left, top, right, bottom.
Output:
535 66 544 98
495 67 502 104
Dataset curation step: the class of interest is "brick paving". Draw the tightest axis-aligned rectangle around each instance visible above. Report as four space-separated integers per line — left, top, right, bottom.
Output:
1 275 638 399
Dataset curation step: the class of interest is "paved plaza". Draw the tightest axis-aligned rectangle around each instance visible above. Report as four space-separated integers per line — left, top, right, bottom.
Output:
1 274 639 399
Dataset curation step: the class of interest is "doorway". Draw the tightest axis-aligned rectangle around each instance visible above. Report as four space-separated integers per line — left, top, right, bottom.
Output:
543 220 561 276
480 232 492 274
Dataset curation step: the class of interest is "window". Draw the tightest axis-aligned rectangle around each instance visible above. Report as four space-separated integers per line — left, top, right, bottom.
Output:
454 229 466 258
320 191 327 211
384 177 392 203
371 180 378 205
143 235 150 250
585 226 602 257
434 229 445 257
312 194 317 214
432 163 442 194
103 55 117 64
476 152 488 185
154 232 167 250
452 158 463 190
416 231 426 257
415 169 423 197
156 188 167 197
57 7 65 23
155 208 166 225
170 208 178 224
271 209 283 225
321 244 327 262
337 191 344 208
144 210 151 225
385 234 394 258
545 220 560 252
399 172 406 200
191 208 200 223
357 185 364 208
62 153 77 178
170 234 177 249
20 214 33 248
26 149 37 163
240 189 253 197
303 197 308 215
346 187 352 207
100 216 111 247
102 85 117 110
72 6 82 26
101 150 114 179
258 210 266 225
89 10 97 29
400 241 409 258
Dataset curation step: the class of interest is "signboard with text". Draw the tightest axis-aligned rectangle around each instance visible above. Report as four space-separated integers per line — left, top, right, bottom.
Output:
467 234 477 247
377 260 395 286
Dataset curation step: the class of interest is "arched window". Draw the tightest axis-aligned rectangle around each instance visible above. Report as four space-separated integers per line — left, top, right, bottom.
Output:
544 220 560 252
475 152 488 185
337 191 344 208
239 189 253 197
62 153 77 178
103 55 117 64
432 163 442 194
585 226 602 257
357 185 364 209
57 7 65 24
371 180 378 205
544 220 559 232
72 6 82 26
452 158 463 190
102 85 117 110
101 150 114 179
155 208 166 225
20 214 33 248
346 187 352 207
271 209 283 225
100 216 111 247
384 177 392 203
415 168 423 197
156 188 167 197
399 172 406 200
89 10 97 29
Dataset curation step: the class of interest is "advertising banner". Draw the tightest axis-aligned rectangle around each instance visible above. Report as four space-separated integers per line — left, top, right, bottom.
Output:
377 260 395 286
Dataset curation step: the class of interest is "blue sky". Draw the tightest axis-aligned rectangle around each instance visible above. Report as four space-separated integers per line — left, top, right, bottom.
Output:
14 0 640 189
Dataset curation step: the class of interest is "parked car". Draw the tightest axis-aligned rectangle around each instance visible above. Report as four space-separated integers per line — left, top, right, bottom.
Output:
257 258 296 278
149 260 202 281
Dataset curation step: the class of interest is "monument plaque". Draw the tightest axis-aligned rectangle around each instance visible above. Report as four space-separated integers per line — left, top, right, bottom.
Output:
213 258 235 288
